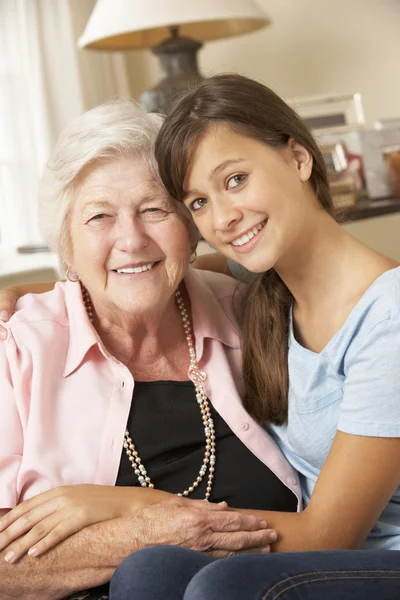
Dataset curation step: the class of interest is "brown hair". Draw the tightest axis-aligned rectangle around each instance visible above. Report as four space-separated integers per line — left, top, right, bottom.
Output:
155 74 334 425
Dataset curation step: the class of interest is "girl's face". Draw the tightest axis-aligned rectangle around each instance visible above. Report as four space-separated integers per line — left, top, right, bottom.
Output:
183 124 318 273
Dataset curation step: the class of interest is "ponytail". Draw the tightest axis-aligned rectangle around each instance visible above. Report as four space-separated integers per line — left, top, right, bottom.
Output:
239 269 293 425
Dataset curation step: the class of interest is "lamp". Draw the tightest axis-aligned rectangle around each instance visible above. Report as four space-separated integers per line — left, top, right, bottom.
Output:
79 0 270 113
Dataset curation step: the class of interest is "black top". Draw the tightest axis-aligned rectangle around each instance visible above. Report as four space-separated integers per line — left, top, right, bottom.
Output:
116 380 296 511
69 381 296 600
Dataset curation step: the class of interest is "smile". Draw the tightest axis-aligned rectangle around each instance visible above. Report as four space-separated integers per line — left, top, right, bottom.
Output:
114 262 156 274
231 221 266 247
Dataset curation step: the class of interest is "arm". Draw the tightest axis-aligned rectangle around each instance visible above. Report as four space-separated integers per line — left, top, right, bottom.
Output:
0 282 56 338
194 252 253 284
0 336 128 597
234 316 400 551
233 432 400 551
0 499 274 600
193 252 231 275
0 512 129 600
0 485 173 558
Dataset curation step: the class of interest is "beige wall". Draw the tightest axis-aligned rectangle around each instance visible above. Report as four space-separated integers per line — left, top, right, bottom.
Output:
344 213 400 261
126 0 400 126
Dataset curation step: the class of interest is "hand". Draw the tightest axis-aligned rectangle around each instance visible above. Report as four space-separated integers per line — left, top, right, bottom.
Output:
0 286 19 339
0 484 172 562
0 282 56 339
133 496 277 558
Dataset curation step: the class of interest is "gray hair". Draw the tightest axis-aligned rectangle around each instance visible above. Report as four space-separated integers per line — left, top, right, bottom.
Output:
39 99 199 263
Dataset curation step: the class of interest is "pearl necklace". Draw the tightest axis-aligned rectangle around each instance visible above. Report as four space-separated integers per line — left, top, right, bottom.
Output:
81 285 216 501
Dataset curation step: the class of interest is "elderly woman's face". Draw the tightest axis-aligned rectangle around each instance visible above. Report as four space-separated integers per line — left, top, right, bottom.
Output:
69 156 191 316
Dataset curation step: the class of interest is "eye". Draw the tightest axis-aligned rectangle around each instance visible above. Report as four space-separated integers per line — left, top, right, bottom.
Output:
142 207 168 218
189 198 208 212
89 213 108 222
226 174 247 190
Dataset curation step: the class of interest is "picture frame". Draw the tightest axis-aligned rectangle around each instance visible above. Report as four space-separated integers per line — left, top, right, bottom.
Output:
360 127 400 198
316 126 367 208
321 142 348 173
288 93 365 131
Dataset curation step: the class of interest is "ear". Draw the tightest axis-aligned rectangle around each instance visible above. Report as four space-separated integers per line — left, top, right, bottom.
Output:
288 138 313 182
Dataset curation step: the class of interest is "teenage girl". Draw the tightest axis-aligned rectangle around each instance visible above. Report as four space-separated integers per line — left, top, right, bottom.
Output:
128 73 400 600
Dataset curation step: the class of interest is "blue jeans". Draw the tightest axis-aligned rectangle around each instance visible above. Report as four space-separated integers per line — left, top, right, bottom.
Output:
109 545 400 600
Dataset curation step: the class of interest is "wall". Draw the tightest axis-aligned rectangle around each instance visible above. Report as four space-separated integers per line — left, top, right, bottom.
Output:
125 0 400 127
344 213 400 260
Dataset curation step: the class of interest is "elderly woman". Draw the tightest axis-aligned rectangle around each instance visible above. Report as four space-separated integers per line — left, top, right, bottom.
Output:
0 100 300 600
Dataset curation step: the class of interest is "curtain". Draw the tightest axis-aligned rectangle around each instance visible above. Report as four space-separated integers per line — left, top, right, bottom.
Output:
0 0 130 249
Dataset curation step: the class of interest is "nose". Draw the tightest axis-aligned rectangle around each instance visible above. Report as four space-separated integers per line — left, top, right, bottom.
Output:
114 217 149 253
212 195 242 232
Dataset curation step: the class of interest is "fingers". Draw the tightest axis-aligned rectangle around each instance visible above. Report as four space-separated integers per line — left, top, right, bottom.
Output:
3 510 83 563
0 489 59 533
0 499 58 552
189 500 229 512
207 529 277 553
0 288 19 338
208 510 269 533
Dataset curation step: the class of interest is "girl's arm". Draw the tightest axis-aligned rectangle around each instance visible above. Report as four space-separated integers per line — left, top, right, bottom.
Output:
194 252 252 283
236 314 400 551
0 282 56 336
234 431 400 551
193 251 231 275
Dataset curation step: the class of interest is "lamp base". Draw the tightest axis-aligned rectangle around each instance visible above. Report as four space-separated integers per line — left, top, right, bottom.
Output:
139 32 204 114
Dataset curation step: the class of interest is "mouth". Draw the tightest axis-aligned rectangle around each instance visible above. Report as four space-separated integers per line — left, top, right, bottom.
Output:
111 262 159 275
230 220 267 247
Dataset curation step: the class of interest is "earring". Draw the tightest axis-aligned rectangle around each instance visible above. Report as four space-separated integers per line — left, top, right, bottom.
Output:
66 267 80 283
190 251 197 264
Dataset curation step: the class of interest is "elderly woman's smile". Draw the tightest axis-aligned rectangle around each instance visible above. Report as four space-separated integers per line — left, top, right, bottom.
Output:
68 156 191 321
112 263 157 275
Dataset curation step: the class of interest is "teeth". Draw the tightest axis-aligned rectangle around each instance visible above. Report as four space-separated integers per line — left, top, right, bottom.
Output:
116 263 154 274
231 222 265 247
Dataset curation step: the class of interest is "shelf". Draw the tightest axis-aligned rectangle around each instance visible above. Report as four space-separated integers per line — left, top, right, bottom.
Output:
340 197 400 222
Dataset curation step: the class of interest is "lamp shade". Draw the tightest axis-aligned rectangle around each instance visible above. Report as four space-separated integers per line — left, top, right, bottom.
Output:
79 0 270 50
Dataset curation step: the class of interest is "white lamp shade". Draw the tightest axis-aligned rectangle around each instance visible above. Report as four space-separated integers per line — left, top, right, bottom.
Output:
79 0 270 50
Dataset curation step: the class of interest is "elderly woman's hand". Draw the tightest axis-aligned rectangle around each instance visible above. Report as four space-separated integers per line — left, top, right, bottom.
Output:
0 484 173 562
131 497 276 558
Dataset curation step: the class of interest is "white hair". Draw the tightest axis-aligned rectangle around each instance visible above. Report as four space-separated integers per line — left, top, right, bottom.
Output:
39 99 198 263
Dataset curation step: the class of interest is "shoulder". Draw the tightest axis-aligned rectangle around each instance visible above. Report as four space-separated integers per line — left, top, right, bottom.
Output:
350 266 400 336
337 267 400 367
1 282 70 344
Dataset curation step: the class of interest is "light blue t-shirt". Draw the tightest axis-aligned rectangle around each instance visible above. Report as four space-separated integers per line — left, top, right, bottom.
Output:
229 260 400 550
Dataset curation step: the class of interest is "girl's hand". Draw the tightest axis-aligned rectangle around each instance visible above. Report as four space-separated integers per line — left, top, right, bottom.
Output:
0 484 172 562
0 282 56 339
0 286 18 338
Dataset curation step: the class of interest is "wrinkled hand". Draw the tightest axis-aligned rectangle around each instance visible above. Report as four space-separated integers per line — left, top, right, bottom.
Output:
133 496 277 558
0 484 172 562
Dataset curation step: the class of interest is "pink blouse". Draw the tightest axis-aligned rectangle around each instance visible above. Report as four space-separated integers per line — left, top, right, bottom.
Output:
0 268 301 510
